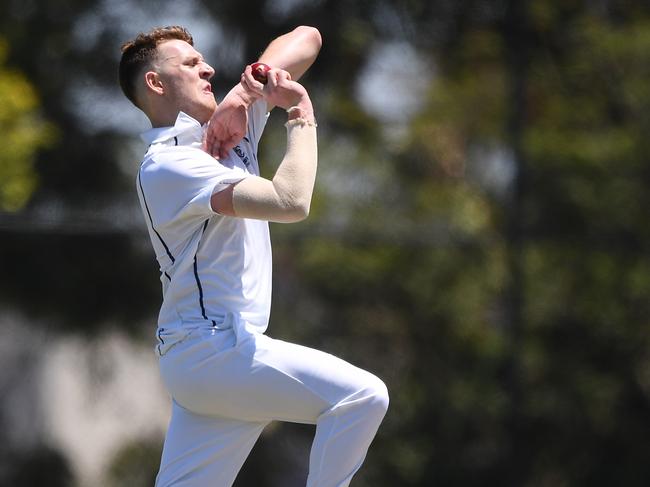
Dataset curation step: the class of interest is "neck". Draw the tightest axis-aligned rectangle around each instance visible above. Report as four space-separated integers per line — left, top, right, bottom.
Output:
142 96 182 128
148 110 179 128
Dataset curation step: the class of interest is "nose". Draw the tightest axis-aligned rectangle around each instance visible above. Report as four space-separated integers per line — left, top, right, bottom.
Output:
201 61 215 80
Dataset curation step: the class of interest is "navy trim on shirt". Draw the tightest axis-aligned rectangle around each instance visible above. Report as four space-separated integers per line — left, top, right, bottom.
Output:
193 220 217 326
137 171 176 265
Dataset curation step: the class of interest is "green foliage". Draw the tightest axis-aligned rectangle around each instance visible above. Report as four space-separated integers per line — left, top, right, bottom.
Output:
1 1 650 486
105 439 161 487
0 38 55 211
273 2 650 486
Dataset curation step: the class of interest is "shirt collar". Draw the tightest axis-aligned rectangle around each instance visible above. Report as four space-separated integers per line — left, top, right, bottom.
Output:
140 111 205 146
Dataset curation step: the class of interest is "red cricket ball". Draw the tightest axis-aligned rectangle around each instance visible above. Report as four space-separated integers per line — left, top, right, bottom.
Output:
251 62 271 84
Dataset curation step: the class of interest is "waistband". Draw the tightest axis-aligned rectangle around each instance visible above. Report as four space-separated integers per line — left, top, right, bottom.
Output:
154 312 248 356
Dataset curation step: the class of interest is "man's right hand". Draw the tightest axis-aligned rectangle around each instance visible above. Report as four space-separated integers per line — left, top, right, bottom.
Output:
240 64 314 118
261 68 314 120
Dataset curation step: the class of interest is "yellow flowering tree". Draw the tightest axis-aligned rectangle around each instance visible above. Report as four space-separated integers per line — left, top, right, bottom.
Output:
0 38 55 211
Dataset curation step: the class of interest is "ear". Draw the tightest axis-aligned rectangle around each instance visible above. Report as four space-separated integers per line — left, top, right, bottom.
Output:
144 71 165 96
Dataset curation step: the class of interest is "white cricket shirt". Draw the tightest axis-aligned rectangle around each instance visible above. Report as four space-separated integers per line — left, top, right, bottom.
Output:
137 101 271 333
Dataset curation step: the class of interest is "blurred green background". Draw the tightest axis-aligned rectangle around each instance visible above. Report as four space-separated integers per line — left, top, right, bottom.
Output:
1 0 649 486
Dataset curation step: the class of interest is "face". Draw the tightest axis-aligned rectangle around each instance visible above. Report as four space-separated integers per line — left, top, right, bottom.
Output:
154 39 216 124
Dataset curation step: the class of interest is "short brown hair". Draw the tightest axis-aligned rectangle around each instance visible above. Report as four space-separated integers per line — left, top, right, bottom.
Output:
119 25 194 107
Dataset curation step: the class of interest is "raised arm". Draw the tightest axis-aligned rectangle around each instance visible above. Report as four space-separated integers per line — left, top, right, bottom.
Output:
257 26 322 82
204 26 321 158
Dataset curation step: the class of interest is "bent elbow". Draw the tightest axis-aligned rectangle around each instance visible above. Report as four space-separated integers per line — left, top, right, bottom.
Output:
278 197 310 223
287 201 310 222
296 25 322 51
310 27 323 50
296 202 311 221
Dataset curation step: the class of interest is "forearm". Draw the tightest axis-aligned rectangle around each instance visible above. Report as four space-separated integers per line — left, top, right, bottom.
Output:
231 119 317 223
258 26 322 81
221 81 260 108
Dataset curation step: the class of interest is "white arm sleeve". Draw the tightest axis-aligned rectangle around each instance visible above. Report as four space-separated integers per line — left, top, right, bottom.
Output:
231 120 317 223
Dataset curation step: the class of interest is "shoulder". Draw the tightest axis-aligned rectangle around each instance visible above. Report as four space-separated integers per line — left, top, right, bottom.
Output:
142 145 220 178
139 145 248 196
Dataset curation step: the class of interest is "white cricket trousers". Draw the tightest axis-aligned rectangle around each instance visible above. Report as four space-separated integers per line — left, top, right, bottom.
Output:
154 315 389 487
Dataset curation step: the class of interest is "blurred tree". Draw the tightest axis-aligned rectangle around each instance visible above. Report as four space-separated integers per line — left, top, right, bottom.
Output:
0 38 55 211
299 1 650 486
105 439 161 487
1 0 649 486
0 445 73 487
0 0 161 333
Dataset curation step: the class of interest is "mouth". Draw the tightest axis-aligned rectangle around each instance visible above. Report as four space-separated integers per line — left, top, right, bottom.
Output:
203 83 212 94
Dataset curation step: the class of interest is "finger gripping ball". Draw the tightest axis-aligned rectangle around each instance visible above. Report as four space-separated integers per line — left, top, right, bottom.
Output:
251 63 271 84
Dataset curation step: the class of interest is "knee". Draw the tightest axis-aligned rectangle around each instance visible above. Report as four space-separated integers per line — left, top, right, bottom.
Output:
363 374 389 419
322 373 389 426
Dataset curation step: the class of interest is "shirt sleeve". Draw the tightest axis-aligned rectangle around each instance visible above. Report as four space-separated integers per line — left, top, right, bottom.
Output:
140 147 247 229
